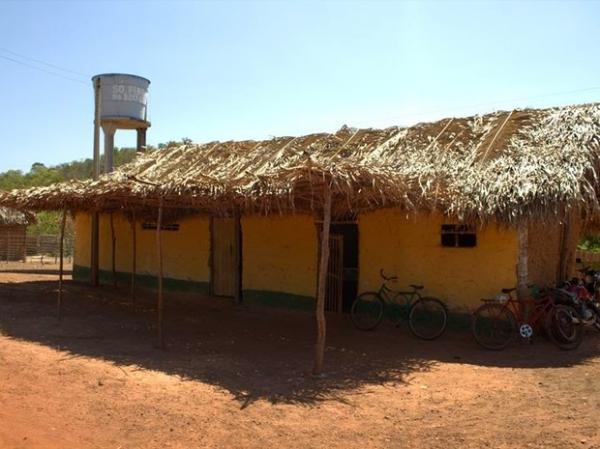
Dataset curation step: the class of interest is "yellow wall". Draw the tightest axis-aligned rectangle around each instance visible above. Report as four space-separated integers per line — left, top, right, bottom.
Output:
73 212 91 267
242 214 317 298
74 212 210 282
359 209 519 310
74 209 566 312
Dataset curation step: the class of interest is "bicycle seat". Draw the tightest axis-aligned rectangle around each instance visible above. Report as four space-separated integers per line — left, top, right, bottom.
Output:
380 269 398 282
501 287 516 294
410 284 424 290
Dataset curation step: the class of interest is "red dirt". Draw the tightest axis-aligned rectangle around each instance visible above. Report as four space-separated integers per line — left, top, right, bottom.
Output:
1 268 600 449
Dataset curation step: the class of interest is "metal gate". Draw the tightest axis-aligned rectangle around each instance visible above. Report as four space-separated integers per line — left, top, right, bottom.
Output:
325 234 344 313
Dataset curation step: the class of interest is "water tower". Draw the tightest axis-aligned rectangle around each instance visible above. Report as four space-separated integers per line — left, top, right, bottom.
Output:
92 73 151 175
90 73 150 286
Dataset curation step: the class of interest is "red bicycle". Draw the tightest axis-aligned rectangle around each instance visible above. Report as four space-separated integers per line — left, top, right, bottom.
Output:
471 286 583 350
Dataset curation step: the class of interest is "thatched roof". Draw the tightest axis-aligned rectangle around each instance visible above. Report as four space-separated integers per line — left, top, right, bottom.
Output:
0 207 34 226
1 102 599 224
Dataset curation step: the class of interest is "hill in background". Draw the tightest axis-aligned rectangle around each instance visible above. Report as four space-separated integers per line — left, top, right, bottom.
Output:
0 141 190 235
0 147 140 191
0 147 142 235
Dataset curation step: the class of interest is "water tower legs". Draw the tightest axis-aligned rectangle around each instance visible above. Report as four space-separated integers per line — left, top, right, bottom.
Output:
136 128 147 152
103 125 116 173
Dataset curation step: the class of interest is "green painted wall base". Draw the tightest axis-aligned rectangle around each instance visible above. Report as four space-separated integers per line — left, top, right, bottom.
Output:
73 265 471 329
73 264 210 295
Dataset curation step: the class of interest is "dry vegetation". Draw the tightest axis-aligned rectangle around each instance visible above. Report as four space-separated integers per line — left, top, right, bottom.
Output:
1 103 599 224
0 206 34 226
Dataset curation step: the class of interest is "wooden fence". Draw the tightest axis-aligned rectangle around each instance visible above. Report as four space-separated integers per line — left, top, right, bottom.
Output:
0 231 74 264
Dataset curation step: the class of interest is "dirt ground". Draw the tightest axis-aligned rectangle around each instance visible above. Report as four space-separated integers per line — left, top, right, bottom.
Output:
1 266 600 449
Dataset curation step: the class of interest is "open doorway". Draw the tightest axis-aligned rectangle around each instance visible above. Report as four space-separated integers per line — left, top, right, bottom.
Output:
324 223 359 313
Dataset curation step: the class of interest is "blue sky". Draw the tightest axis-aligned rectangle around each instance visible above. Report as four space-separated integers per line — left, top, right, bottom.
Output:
0 0 599 172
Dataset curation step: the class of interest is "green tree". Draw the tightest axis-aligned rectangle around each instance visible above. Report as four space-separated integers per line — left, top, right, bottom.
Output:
0 145 160 235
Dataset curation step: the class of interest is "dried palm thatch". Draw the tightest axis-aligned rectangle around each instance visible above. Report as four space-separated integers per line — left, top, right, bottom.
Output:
1 102 599 224
0 206 35 226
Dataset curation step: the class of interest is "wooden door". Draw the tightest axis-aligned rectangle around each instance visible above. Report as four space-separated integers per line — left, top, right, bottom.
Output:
325 234 344 313
211 217 239 297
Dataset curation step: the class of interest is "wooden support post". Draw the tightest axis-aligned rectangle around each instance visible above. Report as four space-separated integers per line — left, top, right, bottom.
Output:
156 199 165 349
57 209 67 321
92 77 101 179
131 210 137 306
516 222 529 303
234 208 242 304
91 77 101 287
557 218 569 283
314 185 332 375
558 210 579 281
110 212 117 287
91 213 99 286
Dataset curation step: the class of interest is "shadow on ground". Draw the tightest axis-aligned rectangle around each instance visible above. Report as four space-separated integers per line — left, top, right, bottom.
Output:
1 277 599 407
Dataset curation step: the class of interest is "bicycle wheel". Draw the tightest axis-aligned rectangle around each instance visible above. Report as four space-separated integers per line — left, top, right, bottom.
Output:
408 297 448 340
471 303 517 350
351 292 385 331
545 305 584 350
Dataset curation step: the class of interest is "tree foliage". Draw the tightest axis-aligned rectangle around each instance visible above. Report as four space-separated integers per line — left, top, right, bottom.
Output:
0 147 146 234
0 147 144 191
578 235 600 252
0 140 192 235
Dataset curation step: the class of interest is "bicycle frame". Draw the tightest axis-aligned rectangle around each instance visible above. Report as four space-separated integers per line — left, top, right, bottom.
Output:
352 271 448 338
378 282 421 310
494 290 555 329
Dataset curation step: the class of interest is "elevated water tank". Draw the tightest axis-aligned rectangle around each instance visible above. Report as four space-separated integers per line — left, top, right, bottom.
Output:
92 73 150 129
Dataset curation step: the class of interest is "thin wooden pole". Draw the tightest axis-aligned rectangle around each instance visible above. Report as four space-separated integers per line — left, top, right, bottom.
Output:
557 218 570 282
110 212 117 287
91 212 99 286
156 199 165 348
564 227 575 281
559 210 579 281
131 210 137 306
57 209 67 321
92 77 101 180
233 209 242 304
91 77 101 287
314 185 332 375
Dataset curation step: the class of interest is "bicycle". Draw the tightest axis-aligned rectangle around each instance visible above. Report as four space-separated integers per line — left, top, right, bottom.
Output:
471 286 583 350
350 269 448 340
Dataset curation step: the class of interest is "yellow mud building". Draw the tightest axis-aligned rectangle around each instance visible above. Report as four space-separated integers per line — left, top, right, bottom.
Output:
2 103 597 318
71 208 580 315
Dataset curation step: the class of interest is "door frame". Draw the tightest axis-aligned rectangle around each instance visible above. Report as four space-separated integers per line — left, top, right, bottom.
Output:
316 219 359 313
326 234 344 313
209 213 242 301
